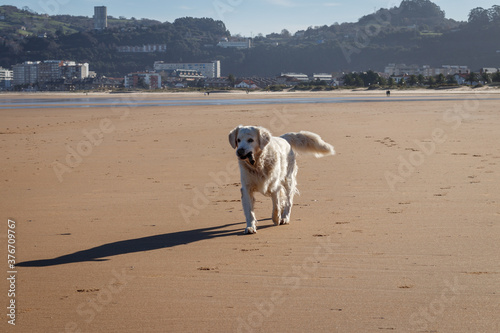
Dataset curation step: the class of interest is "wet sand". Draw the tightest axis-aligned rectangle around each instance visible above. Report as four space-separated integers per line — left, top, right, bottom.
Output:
1 91 499 332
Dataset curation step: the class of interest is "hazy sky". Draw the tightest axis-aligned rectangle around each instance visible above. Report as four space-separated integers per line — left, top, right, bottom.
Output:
2 0 498 36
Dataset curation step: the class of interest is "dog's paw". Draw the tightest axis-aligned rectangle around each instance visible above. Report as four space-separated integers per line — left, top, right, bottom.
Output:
244 227 257 234
279 218 290 225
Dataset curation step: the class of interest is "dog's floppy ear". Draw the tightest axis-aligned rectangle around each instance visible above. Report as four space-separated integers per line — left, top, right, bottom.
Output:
257 127 272 150
228 126 241 149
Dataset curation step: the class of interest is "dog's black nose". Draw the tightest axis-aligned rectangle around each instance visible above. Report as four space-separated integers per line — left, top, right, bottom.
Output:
237 148 246 157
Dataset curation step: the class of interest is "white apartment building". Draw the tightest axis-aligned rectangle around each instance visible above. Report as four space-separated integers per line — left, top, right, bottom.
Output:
60 61 89 79
0 66 13 89
280 73 309 82
385 64 469 76
117 44 167 53
217 38 252 49
0 67 13 80
313 73 333 81
384 63 420 76
154 60 220 78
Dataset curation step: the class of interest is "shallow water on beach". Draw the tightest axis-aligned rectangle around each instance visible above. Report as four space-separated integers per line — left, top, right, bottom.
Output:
1 95 499 109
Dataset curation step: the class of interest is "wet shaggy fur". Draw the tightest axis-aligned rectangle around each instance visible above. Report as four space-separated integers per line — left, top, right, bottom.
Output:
228 125 335 234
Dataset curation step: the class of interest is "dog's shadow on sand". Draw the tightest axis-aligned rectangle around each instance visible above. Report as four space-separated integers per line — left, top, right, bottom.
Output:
17 220 274 267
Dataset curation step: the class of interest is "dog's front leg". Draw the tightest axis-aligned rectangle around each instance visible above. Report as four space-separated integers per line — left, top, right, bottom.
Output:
271 189 282 226
241 187 257 234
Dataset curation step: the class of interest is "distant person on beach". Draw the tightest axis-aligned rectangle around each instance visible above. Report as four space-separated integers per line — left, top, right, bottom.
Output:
386 90 391 97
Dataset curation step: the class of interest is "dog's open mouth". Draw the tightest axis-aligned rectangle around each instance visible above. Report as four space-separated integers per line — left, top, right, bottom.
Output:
240 152 255 165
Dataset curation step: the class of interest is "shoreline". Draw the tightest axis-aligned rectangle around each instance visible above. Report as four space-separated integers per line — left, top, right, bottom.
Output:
1 85 499 100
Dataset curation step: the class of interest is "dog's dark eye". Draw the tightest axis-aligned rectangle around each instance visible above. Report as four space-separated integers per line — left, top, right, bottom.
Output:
248 139 254 143
237 139 241 143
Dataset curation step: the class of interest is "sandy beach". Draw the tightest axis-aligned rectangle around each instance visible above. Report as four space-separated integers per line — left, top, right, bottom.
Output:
1 90 499 332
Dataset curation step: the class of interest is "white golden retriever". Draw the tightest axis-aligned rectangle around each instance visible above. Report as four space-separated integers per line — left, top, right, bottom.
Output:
229 125 335 234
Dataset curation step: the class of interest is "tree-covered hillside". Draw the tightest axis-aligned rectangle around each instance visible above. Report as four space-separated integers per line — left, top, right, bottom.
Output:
1 1 499 77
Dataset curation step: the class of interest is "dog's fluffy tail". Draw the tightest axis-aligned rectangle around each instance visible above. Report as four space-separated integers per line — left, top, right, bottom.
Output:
281 131 335 158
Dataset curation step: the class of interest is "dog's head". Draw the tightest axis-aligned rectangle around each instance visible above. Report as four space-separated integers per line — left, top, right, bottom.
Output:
228 125 271 165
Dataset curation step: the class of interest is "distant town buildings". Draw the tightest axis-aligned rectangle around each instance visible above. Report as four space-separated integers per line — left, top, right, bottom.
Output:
117 44 167 53
385 64 470 76
313 73 333 81
217 38 252 49
170 69 205 80
124 72 161 89
61 61 90 79
154 60 221 78
203 77 231 88
279 73 310 82
234 79 258 89
435 65 470 76
12 60 90 86
2 50 498 91
480 67 500 74
94 6 107 30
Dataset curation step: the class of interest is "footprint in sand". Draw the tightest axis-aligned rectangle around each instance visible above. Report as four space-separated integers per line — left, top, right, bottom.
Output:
386 207 403 214
197 267 218 271
472 155 498 180
375 137 398 148
76 288 100 293
222 183 240 188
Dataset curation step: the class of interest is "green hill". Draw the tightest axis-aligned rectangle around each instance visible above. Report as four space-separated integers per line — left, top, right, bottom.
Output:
0 5 161 37
1 1 499 77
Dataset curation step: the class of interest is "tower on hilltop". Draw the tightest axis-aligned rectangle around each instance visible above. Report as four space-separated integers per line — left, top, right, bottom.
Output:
94 6 107 30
